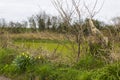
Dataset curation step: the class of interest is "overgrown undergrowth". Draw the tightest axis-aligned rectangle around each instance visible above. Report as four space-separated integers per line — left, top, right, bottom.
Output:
0 33 120 80
0 48 120 80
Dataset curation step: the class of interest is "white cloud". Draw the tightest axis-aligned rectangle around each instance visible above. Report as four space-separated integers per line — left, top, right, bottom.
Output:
0 0 120 23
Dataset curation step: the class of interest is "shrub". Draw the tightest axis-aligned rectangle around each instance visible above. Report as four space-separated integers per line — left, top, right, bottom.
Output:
1 64 19 76
77 71 91 80
12 53 36 73
91 62 120 80
56 68 79 80
34 64 77 80
89 43 111 63
0 48 15 65
36 67 80 80
74 55 105 70
78 62 120 80
35 64 54 80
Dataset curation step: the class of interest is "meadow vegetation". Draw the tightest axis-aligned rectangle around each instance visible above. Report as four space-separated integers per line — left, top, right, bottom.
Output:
0 0 120 79
0 30 119 80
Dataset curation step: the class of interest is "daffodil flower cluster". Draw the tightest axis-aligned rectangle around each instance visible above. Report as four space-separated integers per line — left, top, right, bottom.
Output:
21 52 30 58
12 52 36 71
10 51 48 73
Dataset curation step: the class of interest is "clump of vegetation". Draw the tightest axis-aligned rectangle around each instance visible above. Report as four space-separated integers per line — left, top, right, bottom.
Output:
12 53 37 72
88 62 120 80
74 55 105 70
91 62 120 80
0 48 15 66
0 48 119 80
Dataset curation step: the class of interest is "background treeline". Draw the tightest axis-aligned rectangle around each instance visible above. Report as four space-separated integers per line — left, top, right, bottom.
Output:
0 11 120 47
0 12 62 33
0 11 119 35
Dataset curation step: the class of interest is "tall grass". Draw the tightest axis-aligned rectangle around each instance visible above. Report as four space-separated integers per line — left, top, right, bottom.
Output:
0 48 119 80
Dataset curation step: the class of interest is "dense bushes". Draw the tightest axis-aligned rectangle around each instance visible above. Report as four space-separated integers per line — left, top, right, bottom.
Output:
74 55 105 70
0 48 15 65
73 62 120 80
0 48 120 80
90 62 120 80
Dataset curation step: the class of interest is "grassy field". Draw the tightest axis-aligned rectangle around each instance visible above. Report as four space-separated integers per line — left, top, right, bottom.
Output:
0 32 120 80
0 48 119 80
14 39 70 51
11 37 80 59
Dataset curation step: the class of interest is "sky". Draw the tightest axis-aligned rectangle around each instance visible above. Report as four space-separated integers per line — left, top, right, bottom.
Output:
0 0 120 23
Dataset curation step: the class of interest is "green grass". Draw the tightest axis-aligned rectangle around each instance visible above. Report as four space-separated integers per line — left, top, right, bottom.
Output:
0 38 119 80
0 47 120 80
0 48 16 65
0 48 17 75
14 39 75 55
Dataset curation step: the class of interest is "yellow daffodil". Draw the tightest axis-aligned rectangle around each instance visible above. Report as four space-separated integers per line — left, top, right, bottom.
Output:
22 53 25 55
38 56 41 59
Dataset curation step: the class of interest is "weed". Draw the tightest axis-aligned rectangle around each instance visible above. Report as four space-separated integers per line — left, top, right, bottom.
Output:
74 55 105 70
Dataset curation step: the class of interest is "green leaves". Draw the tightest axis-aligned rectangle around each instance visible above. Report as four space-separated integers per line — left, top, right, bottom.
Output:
12 53 37 72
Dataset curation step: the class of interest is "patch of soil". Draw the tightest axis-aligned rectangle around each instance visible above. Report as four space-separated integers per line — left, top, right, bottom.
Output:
0 76 11 80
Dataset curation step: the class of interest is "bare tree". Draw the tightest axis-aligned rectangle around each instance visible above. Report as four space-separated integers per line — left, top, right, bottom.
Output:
83 0 108 46
52 0 85 61
52 0 107 61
